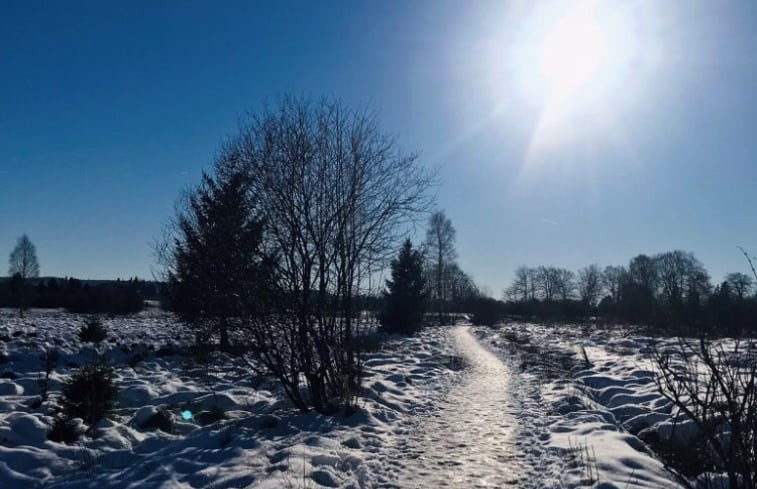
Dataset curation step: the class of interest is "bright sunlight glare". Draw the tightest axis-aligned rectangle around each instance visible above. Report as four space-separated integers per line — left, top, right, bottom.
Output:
538 1 607 99
501 0 647 157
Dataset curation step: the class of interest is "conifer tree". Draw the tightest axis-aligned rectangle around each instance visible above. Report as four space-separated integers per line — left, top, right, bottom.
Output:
381 239 428 333
168 170 271 348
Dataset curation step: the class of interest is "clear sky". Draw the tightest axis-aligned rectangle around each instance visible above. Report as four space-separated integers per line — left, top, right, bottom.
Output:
1 1 756 294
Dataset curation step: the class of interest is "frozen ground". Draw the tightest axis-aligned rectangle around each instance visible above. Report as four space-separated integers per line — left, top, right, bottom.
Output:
0 309 699 488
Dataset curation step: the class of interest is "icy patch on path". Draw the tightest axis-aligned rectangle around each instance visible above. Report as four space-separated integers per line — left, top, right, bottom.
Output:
395 325 547 488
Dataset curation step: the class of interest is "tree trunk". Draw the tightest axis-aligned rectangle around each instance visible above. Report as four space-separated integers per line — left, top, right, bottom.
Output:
19 280 25 318
219 317 229 348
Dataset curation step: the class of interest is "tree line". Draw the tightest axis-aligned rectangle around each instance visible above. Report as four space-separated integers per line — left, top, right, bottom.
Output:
3 234 156 315
503 251 757 334
0 276 157 315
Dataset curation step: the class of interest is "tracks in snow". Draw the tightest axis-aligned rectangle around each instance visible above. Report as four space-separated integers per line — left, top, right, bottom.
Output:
374 325 560 489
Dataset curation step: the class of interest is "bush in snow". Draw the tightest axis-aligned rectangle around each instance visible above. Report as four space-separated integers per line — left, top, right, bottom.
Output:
78 316 107 343
47 416 80 444
652 337 757 488
60 360 118 425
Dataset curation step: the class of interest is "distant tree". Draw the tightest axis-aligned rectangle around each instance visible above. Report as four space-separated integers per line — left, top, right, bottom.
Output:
424 211 457 324
505 266 532 302
597 295 615 317
165 170 271 348
655 250 710 304
554 268 576 302
578 264 603 309
8 234 40 316
654 250 711 329
469 294 503 326
535 266 559 302
623 254 659 323
446 263 478 311
725 272 754 300
629 254 658 292
601 265 626 304
380 239 428 333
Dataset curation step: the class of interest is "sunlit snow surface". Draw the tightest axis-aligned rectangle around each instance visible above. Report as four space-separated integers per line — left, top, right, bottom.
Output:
0 309 698 488
0 308 459 488
394 326 529 487
478 323 686 489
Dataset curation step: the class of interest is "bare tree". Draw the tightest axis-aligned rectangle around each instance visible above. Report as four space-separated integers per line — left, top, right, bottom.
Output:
655 250 711 305
577 264 602 308
8 234 40 316
505 266 533 302
628 254 658 295
535 266 558 302
424 211 457 324
526 267 538 301
725 272 755 300
739 246 757 284
446 263 477 307
602 265 626 303
215 95 434 413
554 268 576 302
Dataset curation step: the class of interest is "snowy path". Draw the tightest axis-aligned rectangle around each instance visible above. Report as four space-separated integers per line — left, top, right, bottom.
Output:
384 325 552 488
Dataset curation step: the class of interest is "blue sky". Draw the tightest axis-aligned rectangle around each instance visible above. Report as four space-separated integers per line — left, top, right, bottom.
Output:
1 1 756 294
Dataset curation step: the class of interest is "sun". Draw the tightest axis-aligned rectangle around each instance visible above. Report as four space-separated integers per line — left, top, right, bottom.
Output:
495 0 645 156
538 1 607 99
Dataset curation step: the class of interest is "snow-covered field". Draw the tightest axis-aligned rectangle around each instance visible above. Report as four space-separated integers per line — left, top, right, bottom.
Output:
0 310 722 488
0 309 462 488
478 322 718 489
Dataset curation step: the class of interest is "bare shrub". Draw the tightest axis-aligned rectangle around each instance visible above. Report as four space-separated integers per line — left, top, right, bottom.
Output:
225 96 434 413
652 337 757 488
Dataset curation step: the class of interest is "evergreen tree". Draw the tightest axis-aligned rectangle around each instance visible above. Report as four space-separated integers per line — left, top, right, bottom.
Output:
168 170 271 348
381 239 428 333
